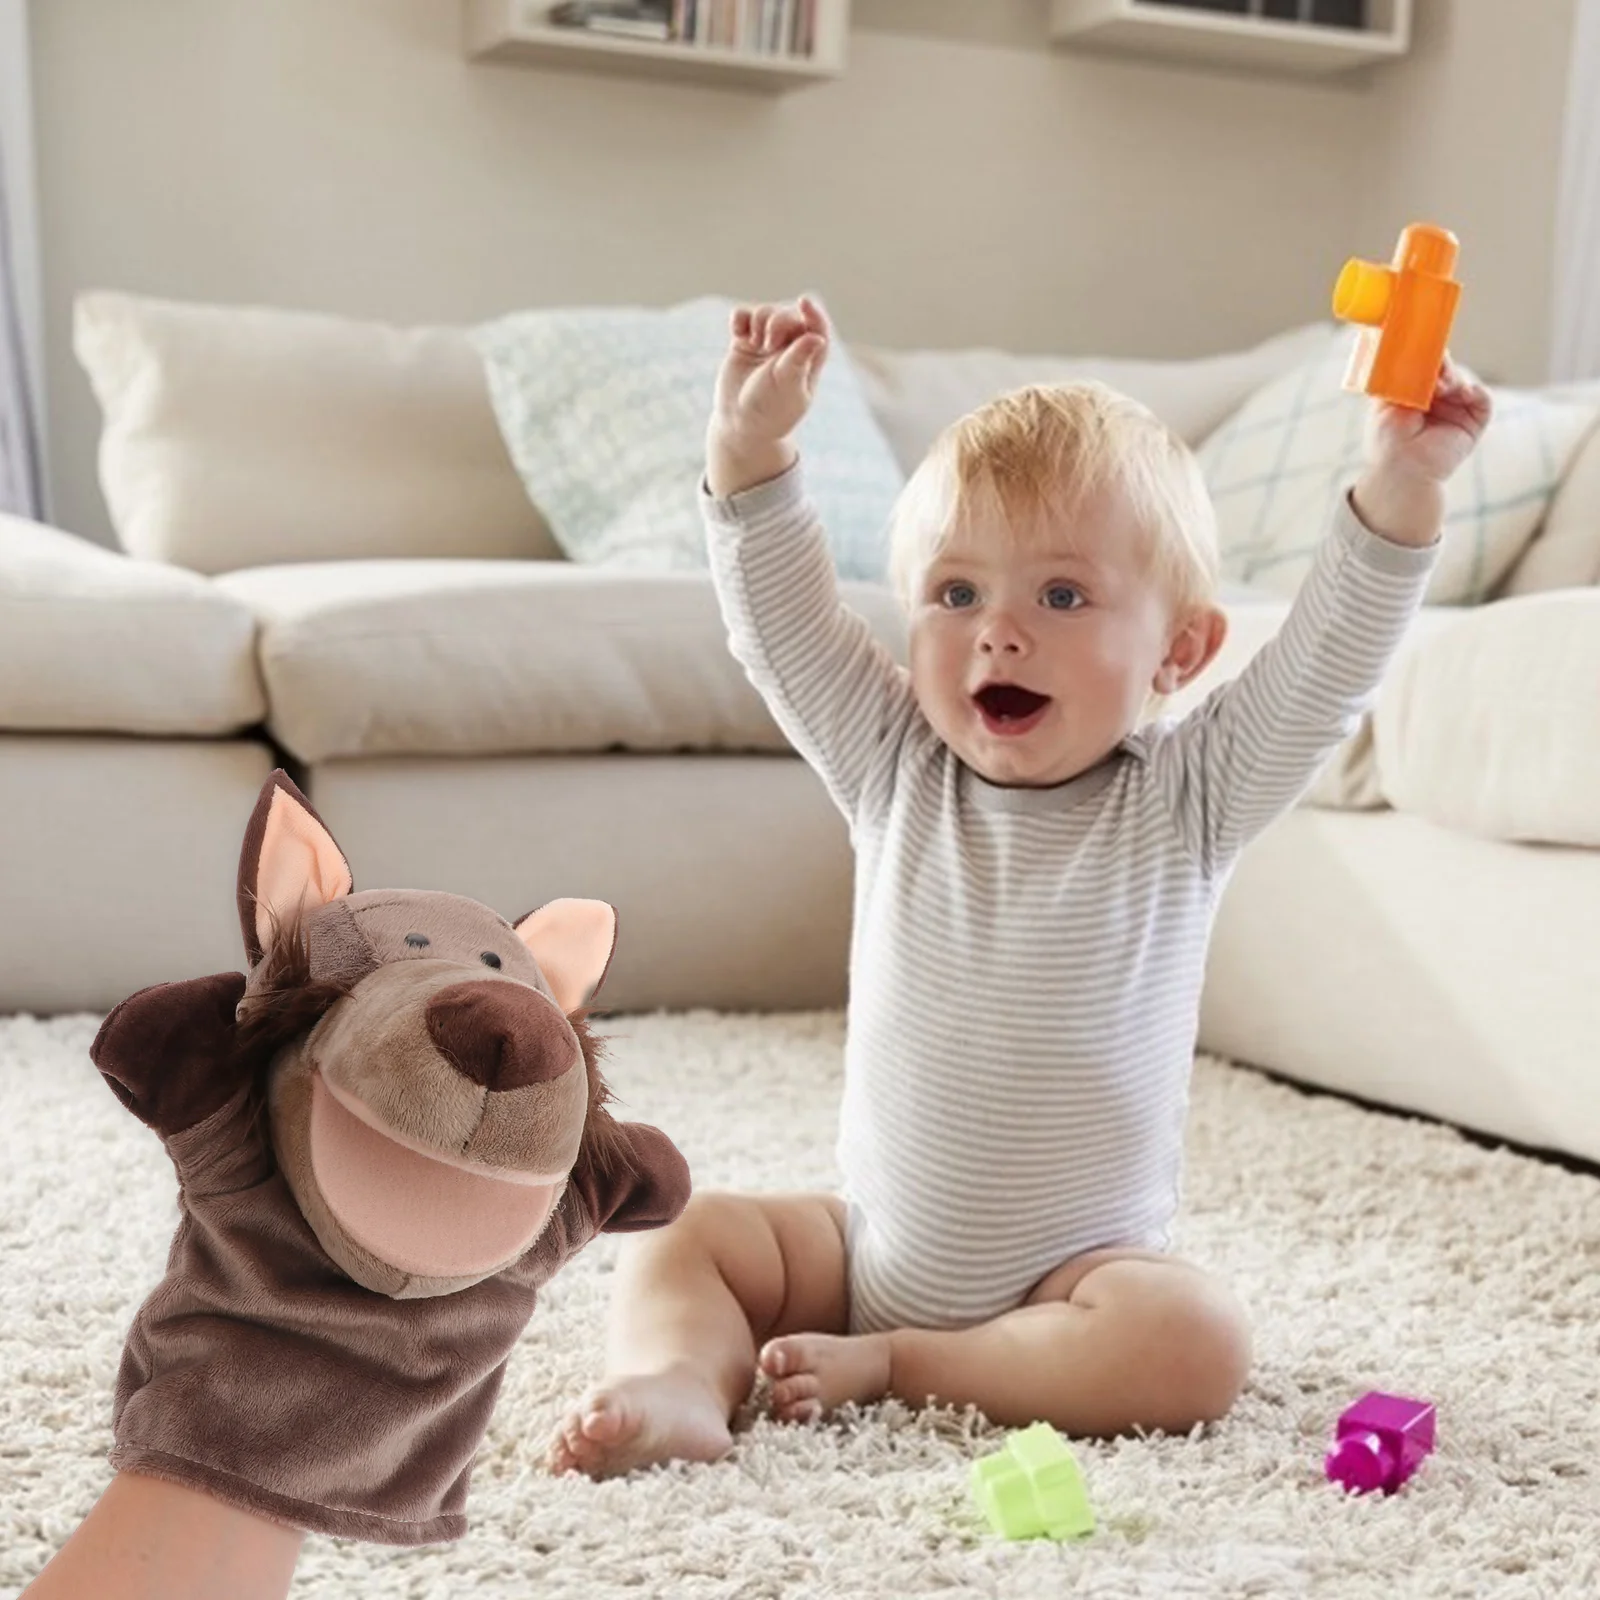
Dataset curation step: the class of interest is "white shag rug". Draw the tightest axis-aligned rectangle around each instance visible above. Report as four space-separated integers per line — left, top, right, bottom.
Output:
2 1010 1596 1599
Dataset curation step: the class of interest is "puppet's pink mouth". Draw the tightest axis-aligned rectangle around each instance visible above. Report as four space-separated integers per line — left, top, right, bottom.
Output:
309 1074 563 1280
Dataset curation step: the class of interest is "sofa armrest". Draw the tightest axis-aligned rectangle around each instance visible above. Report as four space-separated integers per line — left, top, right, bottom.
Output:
1374 589 1600 846
0 514 264 733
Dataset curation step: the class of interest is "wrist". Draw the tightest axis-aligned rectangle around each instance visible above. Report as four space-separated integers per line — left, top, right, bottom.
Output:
706 426 796 500
1351 464 1445 548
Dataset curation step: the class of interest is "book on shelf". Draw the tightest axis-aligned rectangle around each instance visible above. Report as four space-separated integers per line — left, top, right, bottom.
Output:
545 0 820 57
1141 0 1368 23
676 0 818 56
546 2 674 40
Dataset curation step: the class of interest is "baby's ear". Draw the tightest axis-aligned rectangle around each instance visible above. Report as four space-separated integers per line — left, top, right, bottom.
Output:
237 771 353 967
1155 606 1229 695
513 900 617 1012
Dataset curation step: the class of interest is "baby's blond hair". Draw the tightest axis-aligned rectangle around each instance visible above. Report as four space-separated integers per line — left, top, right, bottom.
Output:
886 382 1219 616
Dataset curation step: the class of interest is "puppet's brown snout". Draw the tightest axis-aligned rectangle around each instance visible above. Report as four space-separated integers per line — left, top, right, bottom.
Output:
425 981 578 1091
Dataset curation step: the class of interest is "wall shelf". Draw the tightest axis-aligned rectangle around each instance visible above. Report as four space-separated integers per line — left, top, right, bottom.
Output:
463 0 849 91
1049 0 1411 77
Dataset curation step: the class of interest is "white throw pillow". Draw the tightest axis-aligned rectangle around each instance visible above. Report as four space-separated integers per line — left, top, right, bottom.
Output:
1374 589 1600 846
73 292 558 573
472 298 905 581
1197 332 1600 605
1498 378 1600 595
851 321 1342 471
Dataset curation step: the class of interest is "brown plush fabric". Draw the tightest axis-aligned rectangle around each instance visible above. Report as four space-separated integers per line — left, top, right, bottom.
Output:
92 971 256 1135
94 767 692 1545
427 980 579 1089
107 1079 687 1544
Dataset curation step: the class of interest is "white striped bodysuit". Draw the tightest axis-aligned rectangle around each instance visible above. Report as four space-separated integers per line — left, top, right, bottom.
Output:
702 465 1435 1334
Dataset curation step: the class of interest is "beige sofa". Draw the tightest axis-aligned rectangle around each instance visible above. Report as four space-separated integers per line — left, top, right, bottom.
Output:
3 293 1598 1168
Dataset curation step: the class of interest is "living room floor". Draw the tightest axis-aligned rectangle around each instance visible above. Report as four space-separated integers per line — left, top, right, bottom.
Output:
3 1008 1594 1599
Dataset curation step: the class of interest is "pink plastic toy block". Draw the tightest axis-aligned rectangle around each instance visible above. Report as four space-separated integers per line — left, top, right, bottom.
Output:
1325 1391 1437 1495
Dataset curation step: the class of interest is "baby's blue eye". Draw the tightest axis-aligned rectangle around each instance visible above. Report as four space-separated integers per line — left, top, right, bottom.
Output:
940 581 978 609
1044 584 1083 611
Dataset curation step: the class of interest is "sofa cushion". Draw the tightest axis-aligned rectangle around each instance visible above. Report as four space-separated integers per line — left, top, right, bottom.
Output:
214 561 909 764
73 291 559 573
1498 378 1600 595
1198 333 1600 606
1374 589 1600 846
0 515 265 733
471 297 904 581
852 321 1340 472
215 556 1411 812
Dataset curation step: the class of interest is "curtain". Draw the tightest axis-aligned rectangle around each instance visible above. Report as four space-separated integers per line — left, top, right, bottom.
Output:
0 0 43 519
1550 0 1600 382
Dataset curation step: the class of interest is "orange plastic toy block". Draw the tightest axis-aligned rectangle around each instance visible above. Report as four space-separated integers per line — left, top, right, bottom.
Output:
1332 223 1461 411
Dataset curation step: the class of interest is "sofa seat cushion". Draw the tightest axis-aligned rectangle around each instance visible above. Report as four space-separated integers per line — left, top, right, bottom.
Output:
215 561 909 763
1374 589 1600 846
0 515 264 733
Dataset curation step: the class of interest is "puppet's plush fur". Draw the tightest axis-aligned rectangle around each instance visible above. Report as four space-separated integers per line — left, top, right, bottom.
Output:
89 770 689 1544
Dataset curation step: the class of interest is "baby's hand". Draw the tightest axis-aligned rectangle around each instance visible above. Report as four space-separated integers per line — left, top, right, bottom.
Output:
1352 358 1493 548
1367 356 1493 485
706 296 830 498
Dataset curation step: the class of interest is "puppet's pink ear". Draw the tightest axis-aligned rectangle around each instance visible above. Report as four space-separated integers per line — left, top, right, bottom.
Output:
513 899 617 1013
237 771 353 966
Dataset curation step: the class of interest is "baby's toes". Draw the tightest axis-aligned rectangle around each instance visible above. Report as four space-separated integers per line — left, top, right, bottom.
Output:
771 1371 820 1408
759 1335 810 1380
546 1415 584 1474
579 1393 630 1446
771 1372 823 1423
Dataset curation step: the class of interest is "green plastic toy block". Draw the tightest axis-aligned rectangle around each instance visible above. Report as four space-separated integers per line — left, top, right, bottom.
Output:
971 1421 1095 1541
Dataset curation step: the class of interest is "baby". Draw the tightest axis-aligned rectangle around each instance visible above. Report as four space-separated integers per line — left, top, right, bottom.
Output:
549 296 1491 1477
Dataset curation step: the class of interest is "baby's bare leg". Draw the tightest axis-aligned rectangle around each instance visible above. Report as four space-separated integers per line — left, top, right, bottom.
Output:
548 1191 848 1478
763 1249 1251 1437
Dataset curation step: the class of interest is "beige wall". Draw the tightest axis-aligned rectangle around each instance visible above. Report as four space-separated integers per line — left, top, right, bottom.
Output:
1360 0 1576 388
28 0 1573 546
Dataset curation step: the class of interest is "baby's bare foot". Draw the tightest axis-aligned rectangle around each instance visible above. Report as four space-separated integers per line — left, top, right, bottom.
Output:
546 1367 734 1480
758 1332 892 1423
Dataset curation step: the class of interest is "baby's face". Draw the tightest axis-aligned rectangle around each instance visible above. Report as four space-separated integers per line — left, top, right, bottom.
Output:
907 486 1186 788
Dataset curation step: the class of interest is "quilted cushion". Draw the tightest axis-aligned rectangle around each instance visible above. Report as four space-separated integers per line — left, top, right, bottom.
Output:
1197 332 1600 605
472 298 904 581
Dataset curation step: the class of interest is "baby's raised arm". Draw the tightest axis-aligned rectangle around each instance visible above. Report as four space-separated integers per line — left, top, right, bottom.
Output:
701 297 915 825
1154 361 1493 872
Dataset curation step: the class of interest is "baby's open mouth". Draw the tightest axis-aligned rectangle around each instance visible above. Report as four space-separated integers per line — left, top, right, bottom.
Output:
974 683 1052 733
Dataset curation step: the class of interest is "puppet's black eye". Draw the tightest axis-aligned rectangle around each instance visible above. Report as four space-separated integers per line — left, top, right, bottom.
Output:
405 933 430 949
480 951 502 969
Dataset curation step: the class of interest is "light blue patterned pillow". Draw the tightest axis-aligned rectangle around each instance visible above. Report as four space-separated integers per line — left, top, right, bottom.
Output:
1197 331 1600 605
471 298 904 580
